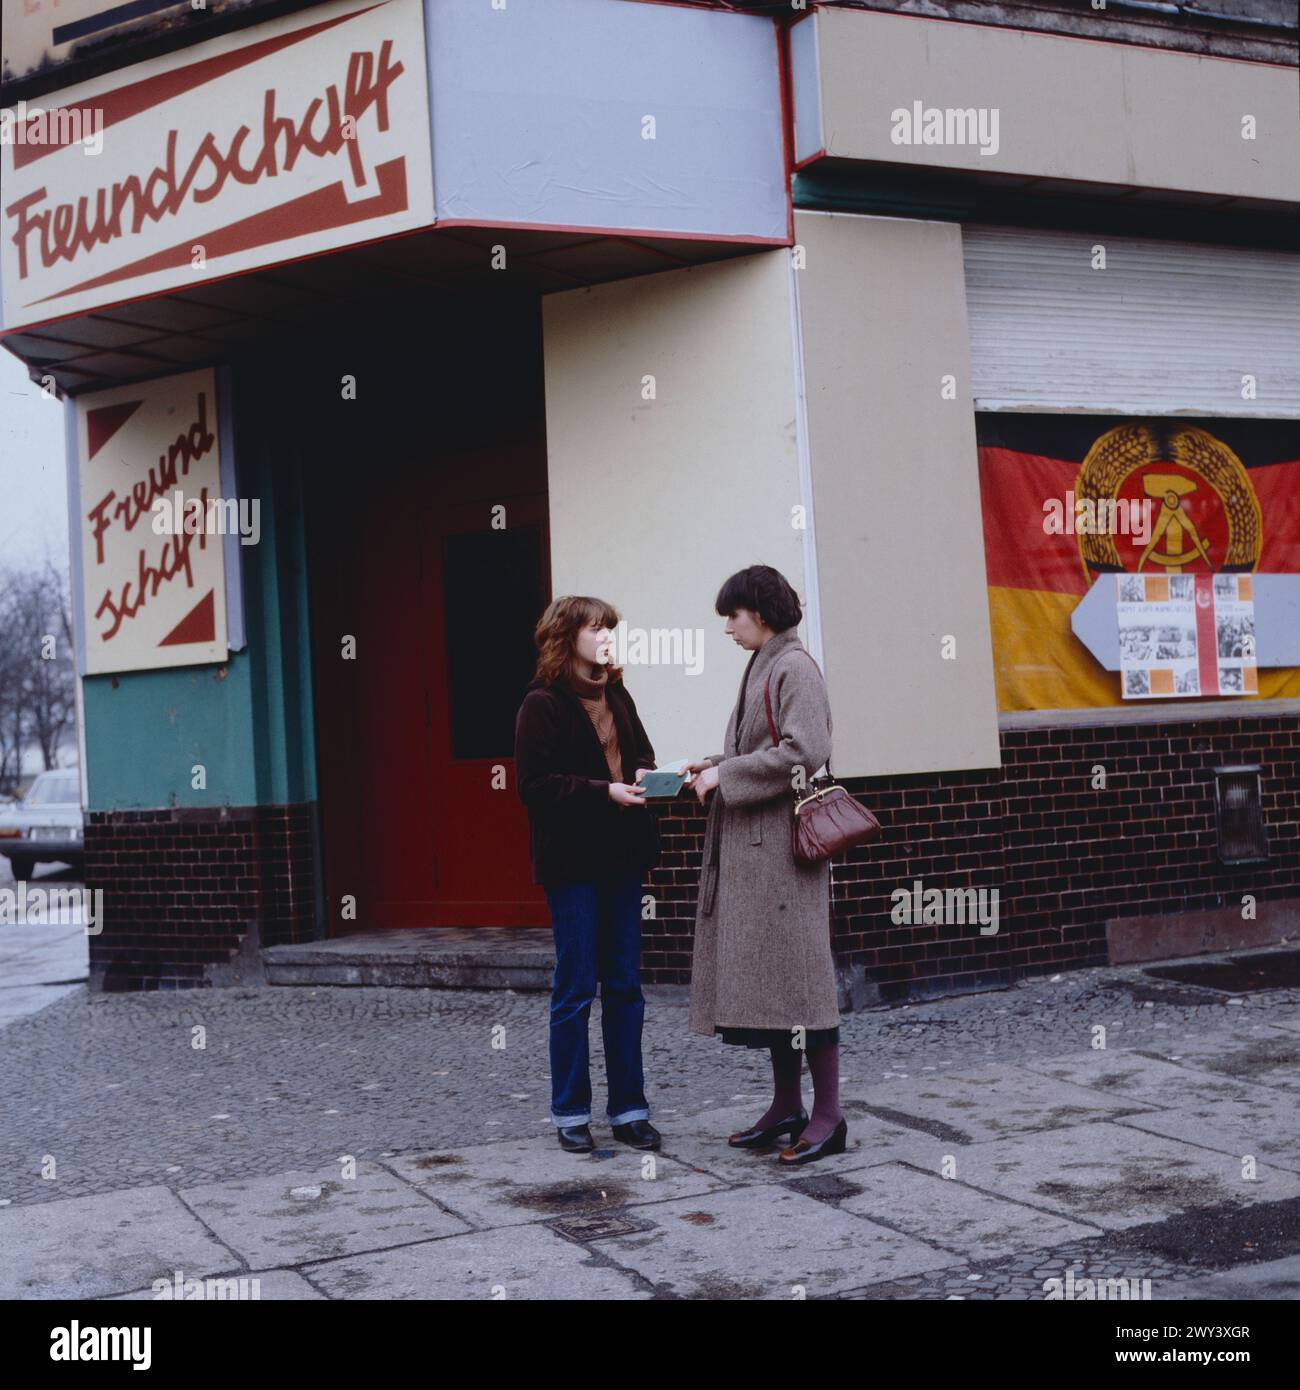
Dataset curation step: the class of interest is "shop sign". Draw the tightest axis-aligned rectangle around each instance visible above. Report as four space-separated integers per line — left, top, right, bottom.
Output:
75 366 229 674
1 0 434 330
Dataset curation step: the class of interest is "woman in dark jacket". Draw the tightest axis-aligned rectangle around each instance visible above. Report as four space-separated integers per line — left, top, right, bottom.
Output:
514 595 662 1154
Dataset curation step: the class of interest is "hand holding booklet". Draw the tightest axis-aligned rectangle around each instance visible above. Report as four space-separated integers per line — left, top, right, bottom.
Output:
638 758 690 798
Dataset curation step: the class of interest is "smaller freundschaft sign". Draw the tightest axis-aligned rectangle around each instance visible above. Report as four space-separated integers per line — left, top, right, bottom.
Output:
75 367 229 674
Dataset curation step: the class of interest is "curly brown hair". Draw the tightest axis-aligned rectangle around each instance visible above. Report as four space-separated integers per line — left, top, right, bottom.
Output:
533 595 625 686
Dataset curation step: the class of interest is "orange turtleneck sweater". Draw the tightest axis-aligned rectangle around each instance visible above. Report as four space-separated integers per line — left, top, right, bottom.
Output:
567 665 623 782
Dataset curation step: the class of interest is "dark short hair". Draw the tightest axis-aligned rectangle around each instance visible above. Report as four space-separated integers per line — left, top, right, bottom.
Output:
714 565 802 632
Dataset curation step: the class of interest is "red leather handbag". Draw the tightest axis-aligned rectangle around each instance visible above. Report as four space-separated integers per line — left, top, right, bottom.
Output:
763 656 882 866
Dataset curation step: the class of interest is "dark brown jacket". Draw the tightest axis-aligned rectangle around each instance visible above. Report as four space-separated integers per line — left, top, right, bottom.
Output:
514 675 661 885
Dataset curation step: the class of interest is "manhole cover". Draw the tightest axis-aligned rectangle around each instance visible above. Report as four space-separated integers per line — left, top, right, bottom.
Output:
1143 949 1300 995
549 1210 657 1243
786 1173 865 1203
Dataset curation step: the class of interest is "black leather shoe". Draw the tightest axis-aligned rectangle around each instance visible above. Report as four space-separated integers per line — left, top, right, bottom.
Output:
728 1108 809 1149
611 1119 661 1150
778 1117 848 1166
557 1123 594 1153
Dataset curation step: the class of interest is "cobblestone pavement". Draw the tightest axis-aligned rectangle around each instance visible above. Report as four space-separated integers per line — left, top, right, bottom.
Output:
3 928 1300 1299
2 958 1296 1207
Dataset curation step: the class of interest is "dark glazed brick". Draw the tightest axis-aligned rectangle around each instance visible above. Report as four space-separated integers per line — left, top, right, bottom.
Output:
86 711 1298 1001
85 802 318 993
642 712 1299 1002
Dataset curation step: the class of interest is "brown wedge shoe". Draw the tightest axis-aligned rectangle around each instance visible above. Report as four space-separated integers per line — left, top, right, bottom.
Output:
777 1117 847 1166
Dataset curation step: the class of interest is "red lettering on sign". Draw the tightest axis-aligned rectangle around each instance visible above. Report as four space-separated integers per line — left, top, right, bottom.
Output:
84 391 215 562
5 40 404 280
93 488 212 643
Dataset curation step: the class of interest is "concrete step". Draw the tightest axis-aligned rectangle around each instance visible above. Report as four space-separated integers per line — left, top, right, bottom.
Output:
263 928 876 1010
263 927 555 990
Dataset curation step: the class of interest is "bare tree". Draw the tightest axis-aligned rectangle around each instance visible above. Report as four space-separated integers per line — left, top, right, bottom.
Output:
0 563 76 791
0 570 23 790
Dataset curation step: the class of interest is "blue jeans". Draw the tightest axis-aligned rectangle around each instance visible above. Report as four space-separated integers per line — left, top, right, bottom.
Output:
543 869 650 1128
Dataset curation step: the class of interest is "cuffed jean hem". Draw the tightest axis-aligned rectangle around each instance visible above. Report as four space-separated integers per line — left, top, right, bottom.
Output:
551 1112 592 1128
607 1106 650 1125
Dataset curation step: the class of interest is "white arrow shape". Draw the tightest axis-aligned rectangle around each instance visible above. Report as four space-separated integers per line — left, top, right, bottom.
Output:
1071 573 1300 670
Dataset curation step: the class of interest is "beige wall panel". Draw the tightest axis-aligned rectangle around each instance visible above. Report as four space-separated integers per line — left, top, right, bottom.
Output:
813 9 1297 203
795 210 1001 775
542 252 810 768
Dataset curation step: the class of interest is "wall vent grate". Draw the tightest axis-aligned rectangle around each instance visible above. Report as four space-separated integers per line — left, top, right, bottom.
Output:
1214 766 1269 865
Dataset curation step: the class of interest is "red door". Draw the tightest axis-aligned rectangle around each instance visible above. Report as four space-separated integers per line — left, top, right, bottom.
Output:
420 481 550 925
304 331 550 930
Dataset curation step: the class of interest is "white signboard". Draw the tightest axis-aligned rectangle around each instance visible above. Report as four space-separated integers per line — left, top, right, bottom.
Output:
0 0 434 331
76 367 229 674
1116 572 1258 700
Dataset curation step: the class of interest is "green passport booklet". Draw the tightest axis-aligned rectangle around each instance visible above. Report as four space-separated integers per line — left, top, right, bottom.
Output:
639 759 689 798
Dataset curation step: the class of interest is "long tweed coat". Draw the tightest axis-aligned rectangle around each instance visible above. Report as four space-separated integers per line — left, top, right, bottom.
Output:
688 627 839 1036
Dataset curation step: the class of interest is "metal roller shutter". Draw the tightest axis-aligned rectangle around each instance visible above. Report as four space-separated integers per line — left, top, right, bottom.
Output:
962 224 1300 418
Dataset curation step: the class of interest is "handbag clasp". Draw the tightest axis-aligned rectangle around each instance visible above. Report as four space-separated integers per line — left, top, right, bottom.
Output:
794 783 836 815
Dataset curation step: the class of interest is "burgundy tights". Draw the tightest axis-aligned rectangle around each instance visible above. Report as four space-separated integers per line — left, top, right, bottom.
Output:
753 1038 843 1145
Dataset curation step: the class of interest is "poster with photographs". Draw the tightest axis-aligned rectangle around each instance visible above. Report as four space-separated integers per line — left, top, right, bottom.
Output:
1116 573 1257 699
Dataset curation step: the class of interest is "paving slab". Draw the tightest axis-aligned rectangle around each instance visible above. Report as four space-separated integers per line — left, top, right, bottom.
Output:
106 1268 323 1300
0 918 88 979
947 1120 1300 1231
0 1185 238 1300
302 1223 647 1299
591 1185 962 1299
178 1162 470 1267
0 982 83 1028
382 1134 727 1229
1017 1048 1287 1110
1132 1026 1300 1097
1155 1255 1300 1301
840 1061 1152 1143
1114 1093 1300 1175
834 1161 1102 1260
654 1103 943 1185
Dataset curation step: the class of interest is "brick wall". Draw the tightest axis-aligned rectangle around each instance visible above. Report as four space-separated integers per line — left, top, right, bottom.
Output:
82 712 1298 996
643 712 1300 1001
84 803 318 991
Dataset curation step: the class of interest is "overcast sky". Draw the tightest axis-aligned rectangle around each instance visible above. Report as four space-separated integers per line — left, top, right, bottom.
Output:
0 347 70 577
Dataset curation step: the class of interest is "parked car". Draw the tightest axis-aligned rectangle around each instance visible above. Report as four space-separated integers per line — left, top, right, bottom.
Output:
0 770 84 877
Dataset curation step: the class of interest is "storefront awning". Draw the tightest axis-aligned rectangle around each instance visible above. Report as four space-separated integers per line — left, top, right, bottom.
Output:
1 0 789 392
1 224 761 394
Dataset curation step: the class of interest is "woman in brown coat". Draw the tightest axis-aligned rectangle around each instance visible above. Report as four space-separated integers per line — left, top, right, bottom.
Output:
684 565 847 1165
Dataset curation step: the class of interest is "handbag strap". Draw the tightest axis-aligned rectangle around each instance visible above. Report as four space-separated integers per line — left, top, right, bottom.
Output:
762 649 833 779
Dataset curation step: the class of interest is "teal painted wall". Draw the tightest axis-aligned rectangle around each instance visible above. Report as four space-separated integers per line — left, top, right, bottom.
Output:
84 656 259 809
82 364 317 812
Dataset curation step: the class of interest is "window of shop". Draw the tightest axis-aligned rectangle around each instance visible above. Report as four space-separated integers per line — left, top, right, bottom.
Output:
964 225 1300 716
